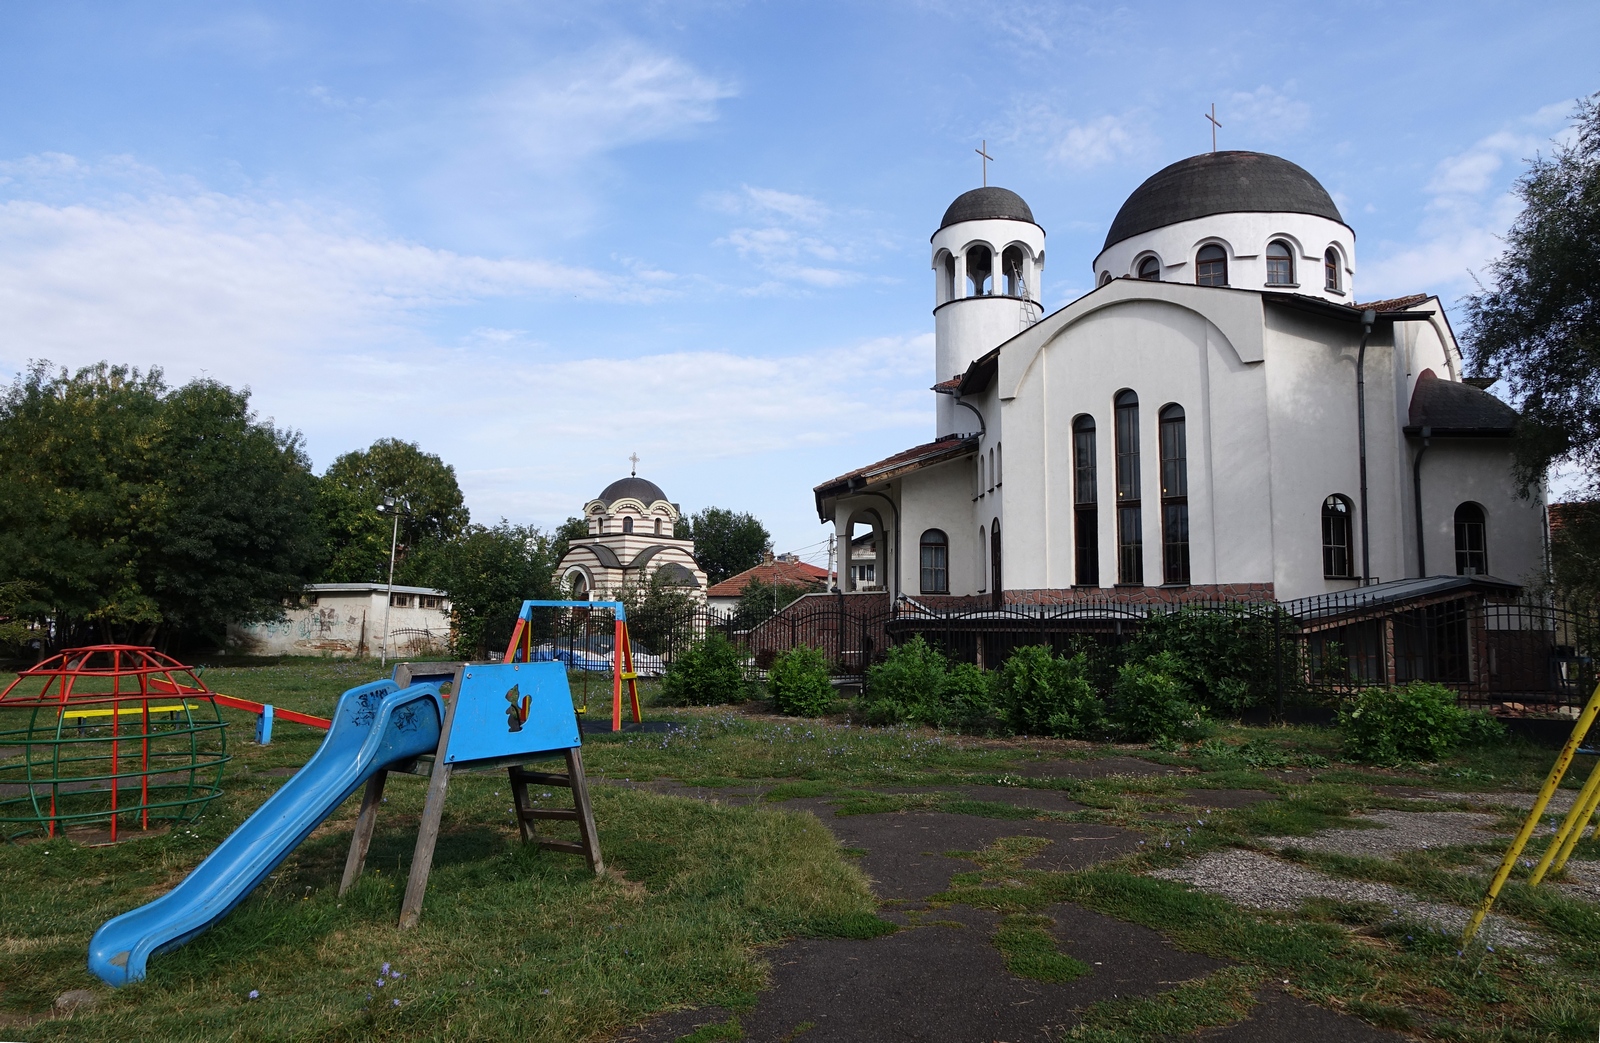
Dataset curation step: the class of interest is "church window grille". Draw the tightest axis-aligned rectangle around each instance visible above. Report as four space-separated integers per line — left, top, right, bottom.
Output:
920 530 949 594
1073 415 1099 586
1137 256 1161 281
1324 249 1340 291
1455 502 1488 575
623 517 634 534
1266 241 1294 285
1114 390 1143 584
1159 404 1190 584
966 245 994 296
1322 495 1354 579
1196 245 1228 287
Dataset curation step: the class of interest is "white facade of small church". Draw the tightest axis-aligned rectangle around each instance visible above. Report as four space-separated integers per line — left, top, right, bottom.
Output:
816 152 1545 604
553 476 709 597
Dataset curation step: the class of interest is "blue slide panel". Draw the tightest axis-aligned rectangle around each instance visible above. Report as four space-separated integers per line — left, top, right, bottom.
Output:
88 679 445 987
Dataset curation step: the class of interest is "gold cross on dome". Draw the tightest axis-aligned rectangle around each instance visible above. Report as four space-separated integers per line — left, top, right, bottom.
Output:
1205 103 1222 152
628 452 640 476
975 140 993 187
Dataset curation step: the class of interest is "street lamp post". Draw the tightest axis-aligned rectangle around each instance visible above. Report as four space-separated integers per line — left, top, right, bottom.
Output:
375 496 411 667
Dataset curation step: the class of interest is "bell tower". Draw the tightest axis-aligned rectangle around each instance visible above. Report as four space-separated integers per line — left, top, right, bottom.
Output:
930 186 1045 437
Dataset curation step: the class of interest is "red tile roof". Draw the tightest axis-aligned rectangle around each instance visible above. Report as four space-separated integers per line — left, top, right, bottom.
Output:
707 560 830 598
1355 293 1431 313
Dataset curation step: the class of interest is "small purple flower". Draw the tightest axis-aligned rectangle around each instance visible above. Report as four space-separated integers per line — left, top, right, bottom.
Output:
381 962 391 974
1486 945 1494 952
392 999 400 1007
248 989 260 1000
376 978 386 988
541 989 552 996
390 970 402 978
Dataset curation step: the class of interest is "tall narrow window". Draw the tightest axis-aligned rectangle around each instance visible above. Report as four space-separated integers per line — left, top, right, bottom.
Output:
1324 248 1340 292
1455 503 1488 575
1073 415 1099 586
978 525 987 591
1322 495 1354 579
1137 256 1161 281
919 530 949 594
1159 404 1189 584
1266 240 1294 285
988 448 995 491
1114 390 1143 584
990 519 1002 607
966 245 993 296
941 252 956 303
654 518 662 535
1002 245 1027 297
1196 244 1228 287
623 516 634 534
995 442 1002 485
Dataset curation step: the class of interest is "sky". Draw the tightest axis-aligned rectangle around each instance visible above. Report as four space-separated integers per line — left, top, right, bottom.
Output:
1 2 1595 566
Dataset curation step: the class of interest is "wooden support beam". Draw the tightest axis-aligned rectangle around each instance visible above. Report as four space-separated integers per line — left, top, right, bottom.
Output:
339 770 388 896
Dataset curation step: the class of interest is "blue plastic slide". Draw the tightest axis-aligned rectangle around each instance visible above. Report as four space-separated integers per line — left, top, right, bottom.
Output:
88 679 445 987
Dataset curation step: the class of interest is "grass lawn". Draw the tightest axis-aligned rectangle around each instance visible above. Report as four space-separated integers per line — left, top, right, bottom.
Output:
0 656 1597 1040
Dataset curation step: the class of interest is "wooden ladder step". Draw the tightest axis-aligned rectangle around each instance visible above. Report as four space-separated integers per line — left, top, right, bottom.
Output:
519 808 579 822
537 839 587 856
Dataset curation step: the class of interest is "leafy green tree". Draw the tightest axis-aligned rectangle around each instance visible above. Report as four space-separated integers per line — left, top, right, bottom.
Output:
318 438 469 583
426 521 559 658
1464 95 1600 490
0 362 321 648
683 507 770 585
553 516 590 564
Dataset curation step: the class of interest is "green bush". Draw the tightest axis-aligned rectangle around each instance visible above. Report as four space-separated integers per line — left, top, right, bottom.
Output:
944 661 1001 732
1338 681 1504 763
1110 651 1207 743
863 636 950 726
996 645 1106 739
1122 607 1289 714
768 645 835 717
658 634 750 706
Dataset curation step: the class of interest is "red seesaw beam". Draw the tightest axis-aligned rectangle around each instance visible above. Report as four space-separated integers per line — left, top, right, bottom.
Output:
209 693 331 730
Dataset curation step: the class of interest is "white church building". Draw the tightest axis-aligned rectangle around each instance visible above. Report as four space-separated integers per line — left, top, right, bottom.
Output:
554 475 708 598
816 150 1544 606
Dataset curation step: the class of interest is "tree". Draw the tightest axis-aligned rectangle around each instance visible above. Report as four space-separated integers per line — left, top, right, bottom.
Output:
0 362 321 648
426 521 560 658
318 438 469 583
1464 95 1600 490
553 516 590 564
683 507 770 585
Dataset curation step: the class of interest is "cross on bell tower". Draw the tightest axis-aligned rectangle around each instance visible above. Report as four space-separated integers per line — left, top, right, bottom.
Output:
975 140 993 187
628 452 639 476
1204 103 1222 152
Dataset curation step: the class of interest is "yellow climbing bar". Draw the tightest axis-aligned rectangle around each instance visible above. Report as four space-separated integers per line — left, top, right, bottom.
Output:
1464 680 1600 944
62 703 200 721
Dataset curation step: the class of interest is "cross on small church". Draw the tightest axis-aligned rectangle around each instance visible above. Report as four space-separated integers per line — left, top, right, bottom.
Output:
628 452 640 476
975 140 993 187
1205 103 1222 152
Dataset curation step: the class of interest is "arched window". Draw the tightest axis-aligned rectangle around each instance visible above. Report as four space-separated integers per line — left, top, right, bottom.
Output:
1196 244 1227 287
1455 503 1488 575
1322 495 1354 579
1137 256 1161 281
1114 390 1142 584
1159 404 1189 584
654 518 662 535
623 516 634 534
1002 245 1027 297
1324 248 1340 292
978 524 987 592
1073 415 1098 586
939 251 955 303
990 519 1002 607
1266 240 1294 285
1098 271 1112 287
988 447 995 491
919 529 949 594
966 245 993 296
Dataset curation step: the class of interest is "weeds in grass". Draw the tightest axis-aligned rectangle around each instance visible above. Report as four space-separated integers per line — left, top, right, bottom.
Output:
1065 966 1261 1041
992 913 1089 982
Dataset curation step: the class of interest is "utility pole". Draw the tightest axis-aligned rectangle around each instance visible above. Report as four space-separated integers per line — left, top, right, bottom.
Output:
376 496 411 667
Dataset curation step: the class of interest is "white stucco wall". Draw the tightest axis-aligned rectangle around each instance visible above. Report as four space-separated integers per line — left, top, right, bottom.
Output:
1416 441 1546 586
228 584 451 657
1092 211 1356 303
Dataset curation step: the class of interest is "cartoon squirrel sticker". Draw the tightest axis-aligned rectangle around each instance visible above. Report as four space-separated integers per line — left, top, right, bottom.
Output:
505 683 531 732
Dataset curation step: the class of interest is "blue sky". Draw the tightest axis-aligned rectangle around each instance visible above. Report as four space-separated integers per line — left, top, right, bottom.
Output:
1 2 1595 564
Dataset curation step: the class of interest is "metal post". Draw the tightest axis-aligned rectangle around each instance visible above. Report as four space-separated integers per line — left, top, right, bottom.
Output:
381 506 400 668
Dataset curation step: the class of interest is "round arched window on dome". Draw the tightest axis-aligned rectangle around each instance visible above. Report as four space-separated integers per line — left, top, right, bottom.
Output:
1324 248 1341 292
1137 256 1161 281
1098 271 1112 288
1195 245 1228 287
1266 241 1294 286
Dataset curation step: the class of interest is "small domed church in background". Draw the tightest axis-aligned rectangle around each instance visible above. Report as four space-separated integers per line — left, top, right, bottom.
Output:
815 150 1544 605
553 471 707 598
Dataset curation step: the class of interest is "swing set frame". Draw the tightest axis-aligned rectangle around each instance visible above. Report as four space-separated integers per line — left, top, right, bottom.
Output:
501 600 642 732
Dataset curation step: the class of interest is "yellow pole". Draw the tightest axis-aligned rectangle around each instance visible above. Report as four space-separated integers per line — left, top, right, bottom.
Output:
1464 680 1600 944
1531 756 1600 883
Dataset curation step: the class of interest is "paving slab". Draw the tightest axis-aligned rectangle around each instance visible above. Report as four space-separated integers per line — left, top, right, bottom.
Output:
1014 756 1179 780
1190 988 1408 1042
616 904 1226 1043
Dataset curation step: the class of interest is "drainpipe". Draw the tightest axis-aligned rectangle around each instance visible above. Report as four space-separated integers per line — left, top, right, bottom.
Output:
1356 309 1376 585
1412 426 1431 577
954 397 986 438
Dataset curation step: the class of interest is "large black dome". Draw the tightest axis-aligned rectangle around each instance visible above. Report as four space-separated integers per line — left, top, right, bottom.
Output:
939 187 1037 230
1103 151 1343 251
598 476 667 505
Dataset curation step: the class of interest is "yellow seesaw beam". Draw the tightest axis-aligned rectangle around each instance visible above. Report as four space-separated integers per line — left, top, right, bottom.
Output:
61 703 200 721
1464 680 1600 944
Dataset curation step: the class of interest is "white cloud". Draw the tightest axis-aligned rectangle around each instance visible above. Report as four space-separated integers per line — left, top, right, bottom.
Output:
1049 114 1139 169
485 41 736 172
1224 85 1311 142
709 185 886 293
1008 106 1151 170
1361 104 1573 300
